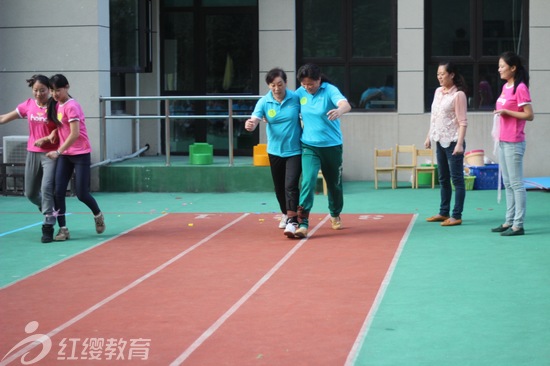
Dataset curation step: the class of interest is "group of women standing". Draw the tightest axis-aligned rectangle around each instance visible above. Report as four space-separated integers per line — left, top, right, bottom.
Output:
1 74 105 243
425 51 533 236
250 51 533 240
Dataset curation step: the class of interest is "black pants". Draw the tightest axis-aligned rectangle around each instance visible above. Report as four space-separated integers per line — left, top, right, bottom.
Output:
268 154 302 215
54 153 101 227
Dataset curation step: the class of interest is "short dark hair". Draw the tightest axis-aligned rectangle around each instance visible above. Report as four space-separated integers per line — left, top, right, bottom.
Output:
297 63 321 82
265 68 287 84
297 63 332 84
26 74 50 88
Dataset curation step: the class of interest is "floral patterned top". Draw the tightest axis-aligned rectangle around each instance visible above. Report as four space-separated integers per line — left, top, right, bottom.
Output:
429 85 468 148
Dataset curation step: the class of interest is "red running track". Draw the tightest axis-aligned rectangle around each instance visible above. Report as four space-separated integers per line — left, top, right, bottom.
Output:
0 212 414 365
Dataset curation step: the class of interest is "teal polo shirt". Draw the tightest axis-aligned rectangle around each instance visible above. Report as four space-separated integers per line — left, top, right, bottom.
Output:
251 89 302 157
296 82 347 147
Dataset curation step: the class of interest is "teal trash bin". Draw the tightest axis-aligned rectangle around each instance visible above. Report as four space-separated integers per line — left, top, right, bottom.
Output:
189 143 214 165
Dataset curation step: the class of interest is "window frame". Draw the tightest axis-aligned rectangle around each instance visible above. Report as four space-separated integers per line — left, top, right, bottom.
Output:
296 0 398 112
424 0 529 112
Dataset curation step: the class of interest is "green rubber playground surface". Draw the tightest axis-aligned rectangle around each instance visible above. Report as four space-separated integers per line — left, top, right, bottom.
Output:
1 182 550 365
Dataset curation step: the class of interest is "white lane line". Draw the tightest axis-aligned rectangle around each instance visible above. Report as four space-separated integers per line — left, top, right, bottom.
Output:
170 215 331 366
0 213 249 366
0 214 163 290
344 214 418 366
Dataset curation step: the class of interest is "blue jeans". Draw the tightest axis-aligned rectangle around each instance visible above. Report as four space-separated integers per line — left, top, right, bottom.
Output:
498 141 526 228
436 141 465 219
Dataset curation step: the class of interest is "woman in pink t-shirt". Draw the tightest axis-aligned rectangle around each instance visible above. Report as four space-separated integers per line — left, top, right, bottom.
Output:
491 52 534 236
0 75 60 243
45 74 105 241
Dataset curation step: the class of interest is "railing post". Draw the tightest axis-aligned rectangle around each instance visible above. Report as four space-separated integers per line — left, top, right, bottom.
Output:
227 98 234 166
164 99 171 166
99 98 106 162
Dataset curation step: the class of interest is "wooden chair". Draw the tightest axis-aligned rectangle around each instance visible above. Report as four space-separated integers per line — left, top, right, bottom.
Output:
395 144 416 188
374 148 395 189
415 148 436 189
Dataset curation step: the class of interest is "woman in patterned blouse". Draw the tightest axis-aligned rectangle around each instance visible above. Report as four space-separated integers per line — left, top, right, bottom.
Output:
425 62 468 227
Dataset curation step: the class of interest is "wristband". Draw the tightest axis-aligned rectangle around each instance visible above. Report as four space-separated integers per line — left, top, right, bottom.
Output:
56 150 61 156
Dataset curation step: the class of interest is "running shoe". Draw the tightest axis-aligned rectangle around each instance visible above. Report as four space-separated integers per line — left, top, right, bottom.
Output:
278 214 288 229
330 216 342 230
284 222 298 238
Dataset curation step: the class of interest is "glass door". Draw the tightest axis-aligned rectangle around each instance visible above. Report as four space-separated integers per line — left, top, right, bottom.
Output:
160 1 259 156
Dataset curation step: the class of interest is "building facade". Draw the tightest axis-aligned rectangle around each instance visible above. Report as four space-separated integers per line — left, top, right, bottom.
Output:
1 0 549 189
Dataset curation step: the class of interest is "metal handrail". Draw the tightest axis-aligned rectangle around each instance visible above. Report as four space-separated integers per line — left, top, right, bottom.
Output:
99 95 262 166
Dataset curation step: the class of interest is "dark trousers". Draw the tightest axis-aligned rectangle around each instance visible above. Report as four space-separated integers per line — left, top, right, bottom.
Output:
268 154 302 215
436 141 466 219
54 153 101 227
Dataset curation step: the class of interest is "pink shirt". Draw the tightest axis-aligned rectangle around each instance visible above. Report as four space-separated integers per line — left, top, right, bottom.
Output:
16 98 59 152
429 86 468 148
56 99 91 155
495 82 531 142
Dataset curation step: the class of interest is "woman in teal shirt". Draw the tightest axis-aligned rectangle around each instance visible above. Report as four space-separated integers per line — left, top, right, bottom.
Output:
294 63 351 238
245 68 302 238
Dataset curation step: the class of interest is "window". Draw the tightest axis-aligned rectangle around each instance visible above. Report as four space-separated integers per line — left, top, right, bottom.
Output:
425 0 529 111
110 0 153 112
297 0 397 111
110 0 152 73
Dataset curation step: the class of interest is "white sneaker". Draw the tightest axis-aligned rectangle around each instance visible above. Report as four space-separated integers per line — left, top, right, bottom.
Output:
278 214 288 229
283 222 298 238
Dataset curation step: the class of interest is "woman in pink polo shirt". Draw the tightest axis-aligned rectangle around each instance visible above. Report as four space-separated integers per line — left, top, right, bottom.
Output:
45 74 105 241
0 75 59 243
491 52 534 236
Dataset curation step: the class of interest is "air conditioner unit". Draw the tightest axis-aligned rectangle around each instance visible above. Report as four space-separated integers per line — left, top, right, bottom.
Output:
2 135 28 192
3 135 28 163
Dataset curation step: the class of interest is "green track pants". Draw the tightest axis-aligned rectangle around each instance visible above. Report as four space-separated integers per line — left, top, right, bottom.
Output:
299 144 344 223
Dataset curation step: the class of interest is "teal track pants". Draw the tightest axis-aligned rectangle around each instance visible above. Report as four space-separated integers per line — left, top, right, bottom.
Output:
299 144 343 219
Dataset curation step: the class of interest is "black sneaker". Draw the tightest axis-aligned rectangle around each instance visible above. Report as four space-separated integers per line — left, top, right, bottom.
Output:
41 224 54 243
501 227 525 236
491 224 511 233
